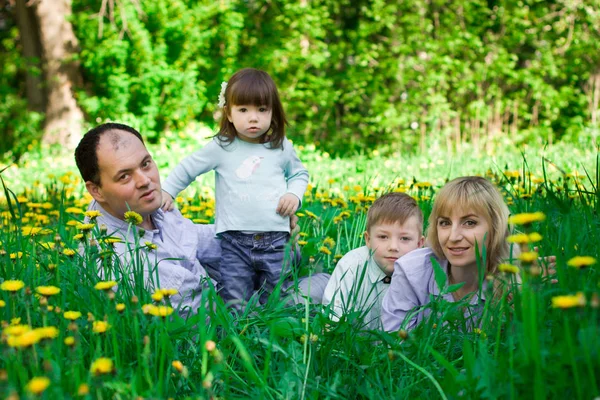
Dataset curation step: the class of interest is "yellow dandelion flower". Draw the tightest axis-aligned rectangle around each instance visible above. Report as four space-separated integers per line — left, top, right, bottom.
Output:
151 292 164 302
319 246 332 255
567 256 597 269
63 311 82 320
159 288 178 297
144 241 158 250
94 281 117 291
124 211 143 225
78 383 90 395
172 360 185 372
552 292 586 309
115 303 126 312
508 212 546 225
26 376 50 395
92 321 111 334
66 220 79 227
0 300 5 307
528 232 543 242
298 240 308 246
518 251 538 264
1 280 25 292
62 249 76 257
84 210 102 220
323 237 336 248
90 357 114 376
142 304 156 314
36 286 61 296
35 326 59 340
3 324 30 336
299 232 308 237
76 223 95 231
148 305 174 318
9 252 23 260
102 237 123 244
65 207 83 215
8 329 40 347
22 226 43 236
498 264 519 274
73 233 84 241
64 336 76 346
507 233 530 244
296 212 305 217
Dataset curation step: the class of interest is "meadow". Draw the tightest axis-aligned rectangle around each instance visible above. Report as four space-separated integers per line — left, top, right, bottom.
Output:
0 138 599 399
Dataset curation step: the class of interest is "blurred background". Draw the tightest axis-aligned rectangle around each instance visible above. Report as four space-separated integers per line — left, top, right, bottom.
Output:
2 0 599 160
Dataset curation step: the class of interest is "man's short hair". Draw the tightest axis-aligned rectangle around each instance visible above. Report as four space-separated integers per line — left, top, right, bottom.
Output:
366 192 423 233
75 123 144 186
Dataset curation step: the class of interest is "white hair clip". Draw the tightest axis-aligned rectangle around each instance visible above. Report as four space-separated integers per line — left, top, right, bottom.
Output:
217 81 228 108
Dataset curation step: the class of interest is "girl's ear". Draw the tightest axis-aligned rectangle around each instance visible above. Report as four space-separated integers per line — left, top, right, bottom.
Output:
225 106 232 123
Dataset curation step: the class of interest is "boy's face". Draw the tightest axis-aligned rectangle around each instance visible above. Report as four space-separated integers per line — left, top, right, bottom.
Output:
365 216 425 276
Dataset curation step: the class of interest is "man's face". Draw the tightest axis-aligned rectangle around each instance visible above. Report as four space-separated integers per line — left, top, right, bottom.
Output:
86 130 162 221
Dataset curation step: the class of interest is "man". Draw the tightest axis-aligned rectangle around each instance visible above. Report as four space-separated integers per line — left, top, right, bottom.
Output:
75 123 220 314
75 123 329 315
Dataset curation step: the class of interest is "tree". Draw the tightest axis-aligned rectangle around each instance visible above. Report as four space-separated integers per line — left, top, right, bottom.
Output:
15 0 83 148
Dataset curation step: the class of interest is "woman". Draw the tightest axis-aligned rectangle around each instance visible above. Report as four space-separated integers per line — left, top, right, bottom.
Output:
381 176 514 332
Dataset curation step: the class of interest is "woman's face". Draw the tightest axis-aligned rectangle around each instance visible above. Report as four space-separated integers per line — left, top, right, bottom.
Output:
436 208 490 271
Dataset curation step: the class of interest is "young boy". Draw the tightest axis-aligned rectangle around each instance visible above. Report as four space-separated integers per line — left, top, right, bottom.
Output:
322 192 424 329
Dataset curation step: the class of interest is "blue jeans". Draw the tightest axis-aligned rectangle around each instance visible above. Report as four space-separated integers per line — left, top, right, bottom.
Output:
219 231 295 310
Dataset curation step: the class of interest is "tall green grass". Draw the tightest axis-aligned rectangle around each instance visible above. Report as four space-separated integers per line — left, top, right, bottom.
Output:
0 149 598 398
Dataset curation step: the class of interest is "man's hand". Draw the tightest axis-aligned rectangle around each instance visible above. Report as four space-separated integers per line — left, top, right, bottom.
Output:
276 193 300 217
161 190 175 211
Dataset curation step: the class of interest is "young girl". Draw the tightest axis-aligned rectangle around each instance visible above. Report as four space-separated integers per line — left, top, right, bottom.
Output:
161 68 309 310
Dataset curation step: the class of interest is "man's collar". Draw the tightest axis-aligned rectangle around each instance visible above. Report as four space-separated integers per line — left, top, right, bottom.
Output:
87 201 164 232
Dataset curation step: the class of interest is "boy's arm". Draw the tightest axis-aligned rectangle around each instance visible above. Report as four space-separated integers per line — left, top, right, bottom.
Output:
162 141 219 199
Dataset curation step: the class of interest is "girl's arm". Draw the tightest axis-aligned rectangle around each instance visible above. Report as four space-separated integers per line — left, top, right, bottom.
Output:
162 141 219 199
278 140 309 216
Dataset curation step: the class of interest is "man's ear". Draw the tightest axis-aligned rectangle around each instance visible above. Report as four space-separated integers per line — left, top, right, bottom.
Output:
85 181 105 203
364 231 371 249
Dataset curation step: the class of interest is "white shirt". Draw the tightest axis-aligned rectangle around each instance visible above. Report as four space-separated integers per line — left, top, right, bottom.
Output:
322 246 390 329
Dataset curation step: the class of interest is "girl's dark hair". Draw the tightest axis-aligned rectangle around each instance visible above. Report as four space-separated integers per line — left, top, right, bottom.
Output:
217 68 287 149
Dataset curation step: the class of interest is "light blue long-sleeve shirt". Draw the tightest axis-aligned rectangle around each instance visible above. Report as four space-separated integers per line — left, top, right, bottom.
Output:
163 137 309 234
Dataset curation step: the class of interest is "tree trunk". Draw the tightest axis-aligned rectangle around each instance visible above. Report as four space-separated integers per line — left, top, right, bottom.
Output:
14 0 45 112
35 0 84 149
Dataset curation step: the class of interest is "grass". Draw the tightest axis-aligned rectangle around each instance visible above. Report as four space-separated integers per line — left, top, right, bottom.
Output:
0 141 599 398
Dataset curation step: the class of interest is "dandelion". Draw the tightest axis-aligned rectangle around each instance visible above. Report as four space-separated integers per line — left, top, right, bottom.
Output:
22 226 44 236
124 211 143 225
35 326 59 340
1 280 25 292
567 256 597 269
63 311 82 320
300 333 319 344
518 251 538 264
62 249 76 257
172 360 189 377
101 237 123 245
26 376 50 395
305 210 317 219
9 252 23 260
528 232 543 242
115 303 126 312
0 300 5 307
508 212 546 226
205 340 216 352
84 210 102 220
36 286 60 296
319 246 332 255
64 336 75 346
507 233 530 244
144 241 158 250
159 288 178 297
3 324 30 337
76 223 95 232
92 321 111 334
8 329 40 347
90 358 114 376
148 305 174 318
552 292 586 309
323 237 335 248
498 264 519 274
151 292 164 302
94 281 117 291
77 383 90 395
298 240 308 246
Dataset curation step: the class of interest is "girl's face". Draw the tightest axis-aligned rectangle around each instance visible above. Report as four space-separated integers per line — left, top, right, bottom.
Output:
436 208 490 272
227 104 272 143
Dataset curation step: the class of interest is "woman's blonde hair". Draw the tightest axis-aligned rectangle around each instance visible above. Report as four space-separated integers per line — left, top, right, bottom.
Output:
427 176 509 276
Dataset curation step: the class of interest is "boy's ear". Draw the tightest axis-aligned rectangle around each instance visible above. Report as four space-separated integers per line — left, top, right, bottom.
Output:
364 231 371 248
418 235 425 248
85 181 105 203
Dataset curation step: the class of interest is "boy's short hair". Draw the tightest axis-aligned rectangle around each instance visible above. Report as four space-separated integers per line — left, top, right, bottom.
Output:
366 192 423 233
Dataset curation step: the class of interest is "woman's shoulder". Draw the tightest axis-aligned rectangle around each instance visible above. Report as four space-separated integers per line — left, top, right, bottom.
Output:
396 247 439 280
